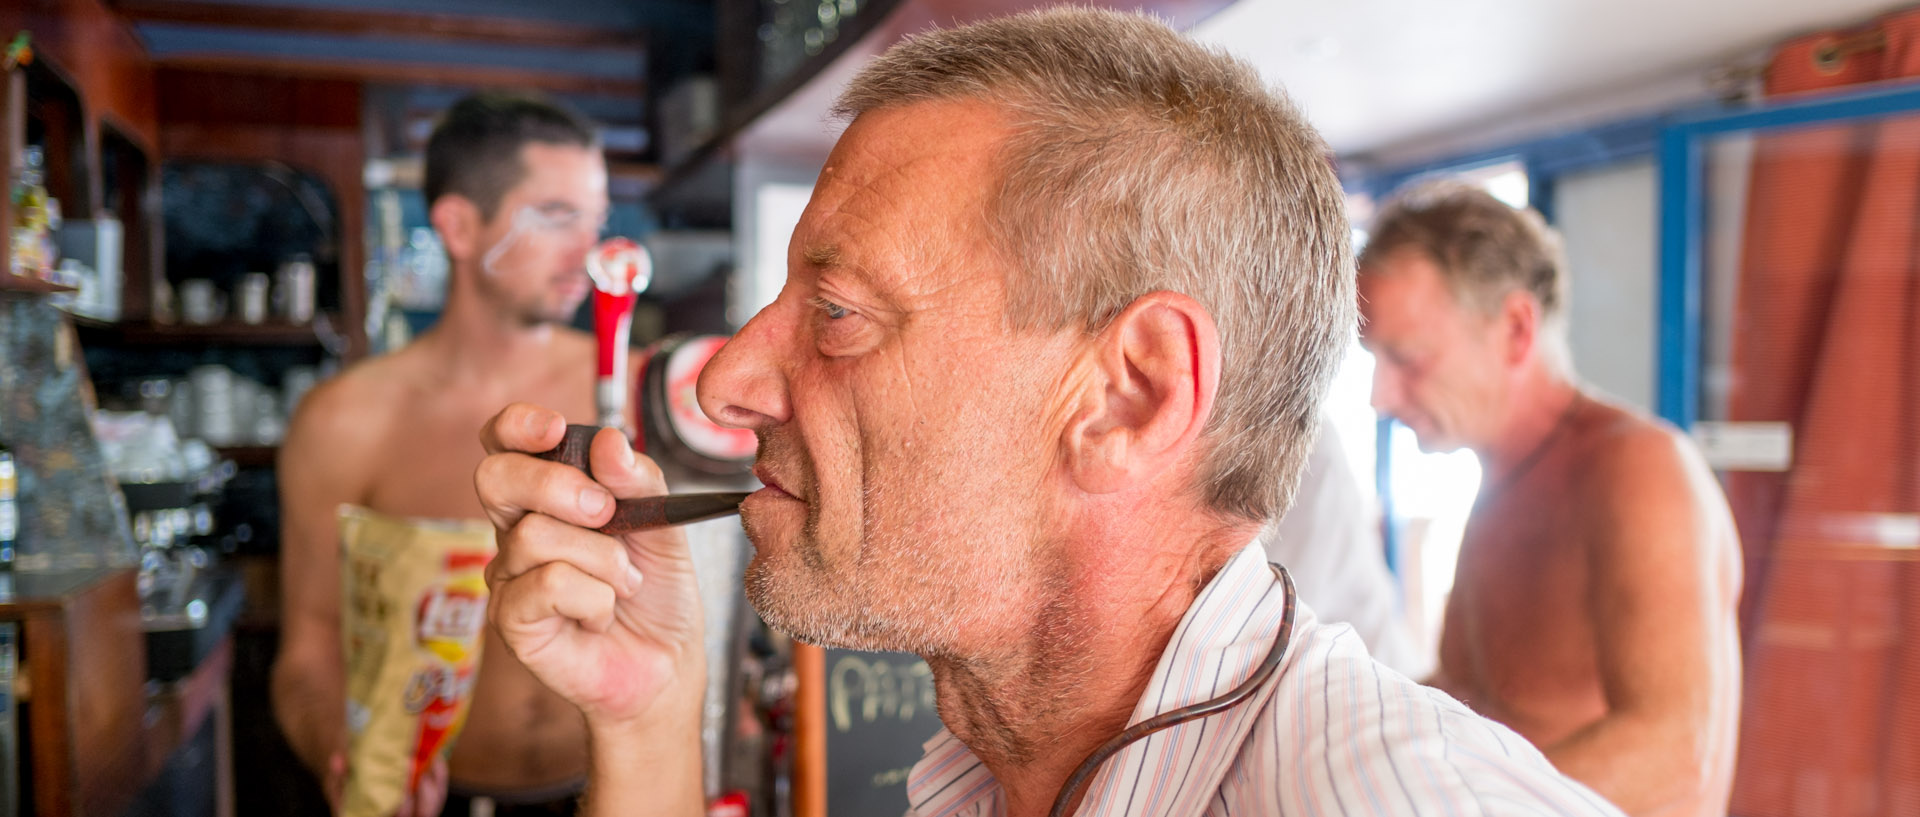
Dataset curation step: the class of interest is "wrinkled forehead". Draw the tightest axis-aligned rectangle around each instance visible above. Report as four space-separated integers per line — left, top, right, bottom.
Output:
794 102 1014 295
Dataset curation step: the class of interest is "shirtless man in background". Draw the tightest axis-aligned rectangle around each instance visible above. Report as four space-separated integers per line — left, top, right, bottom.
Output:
1356 182 1743 817
273 93 626 815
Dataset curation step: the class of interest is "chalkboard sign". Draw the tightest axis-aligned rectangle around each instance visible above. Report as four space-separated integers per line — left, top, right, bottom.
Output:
823 648 944 817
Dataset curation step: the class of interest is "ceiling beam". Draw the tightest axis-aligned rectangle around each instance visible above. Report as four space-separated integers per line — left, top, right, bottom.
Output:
154 54 645 98
114 0 642 51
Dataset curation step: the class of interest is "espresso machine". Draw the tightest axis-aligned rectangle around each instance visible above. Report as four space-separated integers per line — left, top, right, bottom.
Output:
95 384 248 681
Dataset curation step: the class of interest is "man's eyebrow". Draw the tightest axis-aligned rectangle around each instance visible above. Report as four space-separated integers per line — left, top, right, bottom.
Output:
801 243 883 291
798 242 900 304
801 244 841 269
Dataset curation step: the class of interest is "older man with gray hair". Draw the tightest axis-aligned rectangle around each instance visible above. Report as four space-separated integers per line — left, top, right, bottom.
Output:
473 9 1625 816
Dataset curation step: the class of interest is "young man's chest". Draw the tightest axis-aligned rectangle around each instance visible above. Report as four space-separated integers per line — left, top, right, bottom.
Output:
358 374 606 520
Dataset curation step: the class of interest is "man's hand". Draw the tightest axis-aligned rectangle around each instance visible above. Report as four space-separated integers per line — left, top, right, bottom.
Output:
476 403 708 730
326 753 446 817
398 756 449 817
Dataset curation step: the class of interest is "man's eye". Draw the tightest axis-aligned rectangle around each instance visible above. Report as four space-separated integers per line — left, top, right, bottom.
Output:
809 296 851 320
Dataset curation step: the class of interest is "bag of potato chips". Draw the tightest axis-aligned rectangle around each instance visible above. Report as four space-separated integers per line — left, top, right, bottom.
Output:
338 505 495 817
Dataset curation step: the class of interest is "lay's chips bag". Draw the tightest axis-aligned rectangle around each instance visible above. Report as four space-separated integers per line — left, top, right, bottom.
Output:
338 505 495 817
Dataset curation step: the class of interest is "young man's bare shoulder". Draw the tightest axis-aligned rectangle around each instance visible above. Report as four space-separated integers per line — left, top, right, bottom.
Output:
282 350 430 456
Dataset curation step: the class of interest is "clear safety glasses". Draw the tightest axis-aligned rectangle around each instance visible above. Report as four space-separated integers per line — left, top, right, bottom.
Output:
481 201 611 277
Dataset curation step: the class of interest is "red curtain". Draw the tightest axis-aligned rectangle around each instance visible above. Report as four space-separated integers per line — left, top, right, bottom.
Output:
1725 10 1920 817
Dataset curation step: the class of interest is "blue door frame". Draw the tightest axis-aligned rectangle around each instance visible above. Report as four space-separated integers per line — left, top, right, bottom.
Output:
1656 80 1920 429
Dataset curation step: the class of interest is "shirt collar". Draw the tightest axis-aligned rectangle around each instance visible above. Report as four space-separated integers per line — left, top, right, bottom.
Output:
1114 542 1284 727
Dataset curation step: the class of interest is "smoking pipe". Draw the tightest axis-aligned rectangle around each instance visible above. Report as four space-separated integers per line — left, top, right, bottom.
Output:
534 424 749 534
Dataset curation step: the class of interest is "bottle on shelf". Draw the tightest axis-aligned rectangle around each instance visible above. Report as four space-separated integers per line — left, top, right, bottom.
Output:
9 146 60 280
0 441 18 569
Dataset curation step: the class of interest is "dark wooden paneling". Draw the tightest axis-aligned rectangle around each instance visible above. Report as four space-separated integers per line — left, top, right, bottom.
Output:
23 615 77 816
99 122 158 321
0 0 160 323
69 571 148 817
73 317 334 347
157 68 368 359
20 570 147 817
28 76 88 212
3 70 20 247
155 54 645 99
0 0 158 152
113 0 641 50
156 68 360 130
0 272 78 293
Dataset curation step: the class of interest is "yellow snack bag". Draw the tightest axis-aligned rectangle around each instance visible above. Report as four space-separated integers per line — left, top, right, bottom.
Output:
338 505 495 817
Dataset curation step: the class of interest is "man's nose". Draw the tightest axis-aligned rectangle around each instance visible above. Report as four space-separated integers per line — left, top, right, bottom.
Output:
558 232 597 272
569 221 602 255
698 302 793 431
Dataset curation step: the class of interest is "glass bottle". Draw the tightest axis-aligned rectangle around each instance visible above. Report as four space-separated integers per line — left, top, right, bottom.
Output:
0 441 17 569
9 146 54 279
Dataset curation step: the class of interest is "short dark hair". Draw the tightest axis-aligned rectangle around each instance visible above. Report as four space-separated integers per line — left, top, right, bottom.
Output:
423 93 600 219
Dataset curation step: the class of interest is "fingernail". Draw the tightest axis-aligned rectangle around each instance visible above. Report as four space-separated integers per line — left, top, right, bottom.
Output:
526 412 549 436
626 564 644 594
622 442 637 468
579 487 609 515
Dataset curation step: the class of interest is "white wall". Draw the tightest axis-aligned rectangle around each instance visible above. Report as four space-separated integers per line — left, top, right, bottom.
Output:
731 155 825 328
1555 159 1658 412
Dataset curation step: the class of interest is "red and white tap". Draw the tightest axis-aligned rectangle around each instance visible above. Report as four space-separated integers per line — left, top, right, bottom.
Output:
585 237 652 433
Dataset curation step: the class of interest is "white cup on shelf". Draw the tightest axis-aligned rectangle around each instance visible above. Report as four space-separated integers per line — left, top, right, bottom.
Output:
179 279 226 325
237 273 270 325
189 365 236 445
278 257 316 323
168 377 195 437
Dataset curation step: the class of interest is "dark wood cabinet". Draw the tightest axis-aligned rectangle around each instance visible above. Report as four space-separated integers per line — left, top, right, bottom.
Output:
3 569 146 817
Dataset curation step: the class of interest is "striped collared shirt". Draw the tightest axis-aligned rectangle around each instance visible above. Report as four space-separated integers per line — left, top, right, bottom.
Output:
904 542 1625 817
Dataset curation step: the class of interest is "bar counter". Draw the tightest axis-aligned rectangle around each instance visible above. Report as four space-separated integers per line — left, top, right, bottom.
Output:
0 567 234 816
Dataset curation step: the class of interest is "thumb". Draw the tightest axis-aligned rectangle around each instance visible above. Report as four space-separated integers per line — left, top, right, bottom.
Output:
587 427 668 500
584 429 690 575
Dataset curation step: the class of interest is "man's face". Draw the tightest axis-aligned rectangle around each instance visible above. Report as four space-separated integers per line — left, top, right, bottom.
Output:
698 100 1080 655
472 142 608 326
1358 247 1509 453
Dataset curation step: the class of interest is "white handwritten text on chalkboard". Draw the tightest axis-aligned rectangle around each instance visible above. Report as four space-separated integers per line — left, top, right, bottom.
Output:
829 654 936 733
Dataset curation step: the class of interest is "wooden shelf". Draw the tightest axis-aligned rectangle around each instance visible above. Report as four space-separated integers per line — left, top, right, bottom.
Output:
0 270 78 294
214 445 276 469
0 569 150 817
72 316 332 347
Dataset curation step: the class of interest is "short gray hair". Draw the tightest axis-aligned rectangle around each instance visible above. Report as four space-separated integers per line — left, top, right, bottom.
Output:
1360 181 1570 348
834 7 1353 523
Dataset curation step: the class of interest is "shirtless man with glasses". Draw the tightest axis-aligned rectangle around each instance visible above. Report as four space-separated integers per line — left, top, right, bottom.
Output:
273 93 621 816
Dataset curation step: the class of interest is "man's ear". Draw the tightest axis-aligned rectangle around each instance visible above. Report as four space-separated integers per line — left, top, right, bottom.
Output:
1498 289 1539 368
430 195 484 266
1063 291 1220 496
